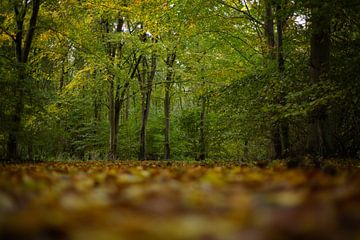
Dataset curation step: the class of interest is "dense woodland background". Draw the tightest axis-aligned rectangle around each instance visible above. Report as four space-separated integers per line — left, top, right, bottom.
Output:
1 0 360 162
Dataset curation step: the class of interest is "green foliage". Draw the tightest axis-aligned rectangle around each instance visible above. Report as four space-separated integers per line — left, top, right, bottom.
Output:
1 0 359 161
177 108 201 159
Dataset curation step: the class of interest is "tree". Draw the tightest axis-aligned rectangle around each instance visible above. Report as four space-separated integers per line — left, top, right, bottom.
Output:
137 41 157 160
164 50 176 160
1 0 41 161
307 0 332 157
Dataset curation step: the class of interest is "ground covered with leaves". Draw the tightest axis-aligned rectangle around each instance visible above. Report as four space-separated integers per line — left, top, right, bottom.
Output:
1 160 360 240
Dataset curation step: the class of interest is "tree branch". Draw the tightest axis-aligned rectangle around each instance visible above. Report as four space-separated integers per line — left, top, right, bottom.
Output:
23 0 40 62
0 26 16 42
216 0 262 26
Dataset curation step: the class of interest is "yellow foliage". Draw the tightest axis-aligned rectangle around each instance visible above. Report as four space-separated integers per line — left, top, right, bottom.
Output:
0 33 12 43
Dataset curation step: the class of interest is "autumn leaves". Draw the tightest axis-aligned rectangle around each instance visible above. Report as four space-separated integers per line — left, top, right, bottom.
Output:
1 161 360 239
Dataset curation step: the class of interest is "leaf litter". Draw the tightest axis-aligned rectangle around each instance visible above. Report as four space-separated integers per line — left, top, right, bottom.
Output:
0 160 360 240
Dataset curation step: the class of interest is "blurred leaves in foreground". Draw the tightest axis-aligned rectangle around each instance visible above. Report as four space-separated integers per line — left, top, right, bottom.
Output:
1 160 360 240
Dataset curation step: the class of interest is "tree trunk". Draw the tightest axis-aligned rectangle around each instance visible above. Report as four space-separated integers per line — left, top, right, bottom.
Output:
59 61 65 92
7 105 21 161
109 80 117 159
139 84 153 160
198 96 206 161
264 0 275 57
125 88 130 121
164 81 171 160
7 1 40 161
243 139 249 161
280 120 290 156
271 122 282 159
276 2 285 73
105 18 129 160
138 54 157 160
308 1 332 157
276 1 290 157
139 98 147 160
264 0 282 159
164 51 176 160
94 97 101 122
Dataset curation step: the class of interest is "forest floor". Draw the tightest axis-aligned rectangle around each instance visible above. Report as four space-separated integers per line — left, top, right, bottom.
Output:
1 160 360 240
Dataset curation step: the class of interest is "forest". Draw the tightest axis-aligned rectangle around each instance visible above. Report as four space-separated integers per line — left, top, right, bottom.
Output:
1 0 360 239
1 0 359 162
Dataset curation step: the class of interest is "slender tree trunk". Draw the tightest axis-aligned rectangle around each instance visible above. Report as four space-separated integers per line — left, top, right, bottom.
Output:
164 82 171 160
164 51 176 160
276 1 290 157
125 88 130 121
271 124 282 159
138 54 157 160
198 97 206 161
264 0 282 159
243 139 249 161
276 2 285 73
102 19 116 159
139 84 153 160
139 98 147 160
281 121 290 156
59 61 65 92
109 79 117 159
308 1 332 156
94 97 101 122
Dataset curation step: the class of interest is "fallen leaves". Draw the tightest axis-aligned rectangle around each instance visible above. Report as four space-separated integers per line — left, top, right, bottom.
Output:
0 160 360 239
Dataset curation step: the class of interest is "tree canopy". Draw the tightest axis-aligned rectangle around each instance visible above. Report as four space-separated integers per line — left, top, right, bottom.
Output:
1 0 360 162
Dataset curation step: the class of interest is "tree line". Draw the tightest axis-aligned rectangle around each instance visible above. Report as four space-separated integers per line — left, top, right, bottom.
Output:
1 0 359 162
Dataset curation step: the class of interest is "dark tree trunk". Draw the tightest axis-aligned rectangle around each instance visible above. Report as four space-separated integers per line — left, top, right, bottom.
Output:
59 61 65 92
243 139 249 161
276 1 290 157
138 54 157 160
271 122 282 159
7 0 40 161
7 112 20 161
164 51 176 160
139 98 148 160
276 2 285 73
106 19 116 158
164 82 171 160
308 1 332 157
109 86 123 159
264 0 275 56
109 79 117 159
125 88 130 121
264 0 282 159
104 18 129 160
114 87 121 155
94 97 101 122
27 140 33 161
280 120 290 156
198 97 206 161
139 85 152 160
